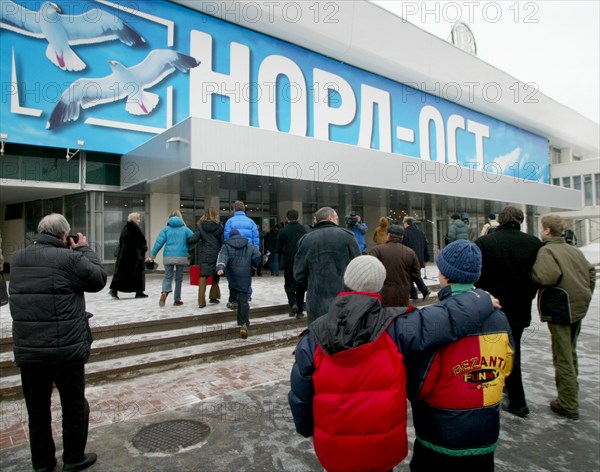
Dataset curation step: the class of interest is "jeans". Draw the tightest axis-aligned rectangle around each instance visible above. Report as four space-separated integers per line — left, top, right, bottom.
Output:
229 288 250 326
20 364 89 469
269 252 280 275
163 264 185 301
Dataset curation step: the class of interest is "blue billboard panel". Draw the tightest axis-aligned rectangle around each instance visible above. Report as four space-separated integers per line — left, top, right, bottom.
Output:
0 0 549 182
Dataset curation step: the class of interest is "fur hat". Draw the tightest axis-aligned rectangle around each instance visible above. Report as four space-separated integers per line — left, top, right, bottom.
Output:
437 240 481 284
344 256 386 293
230 229 241 237
388 224 404 235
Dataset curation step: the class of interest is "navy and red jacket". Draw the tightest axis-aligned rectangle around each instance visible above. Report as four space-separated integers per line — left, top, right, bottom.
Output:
288 288 498 472
406 284 514 457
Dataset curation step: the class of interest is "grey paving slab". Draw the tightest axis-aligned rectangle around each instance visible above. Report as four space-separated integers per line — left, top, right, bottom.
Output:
0 245 598 471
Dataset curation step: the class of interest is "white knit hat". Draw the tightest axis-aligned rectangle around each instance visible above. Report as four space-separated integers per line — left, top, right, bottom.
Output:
343 255 386 293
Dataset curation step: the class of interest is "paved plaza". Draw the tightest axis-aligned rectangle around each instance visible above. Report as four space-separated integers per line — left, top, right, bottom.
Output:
0 246 598 471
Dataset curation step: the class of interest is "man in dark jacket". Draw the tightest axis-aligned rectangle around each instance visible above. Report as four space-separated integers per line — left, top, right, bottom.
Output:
276 209 307 317
288 255 503 472
293 207 361 323
9 213 107 472
402 217 431 301
216 229 262 339
369 224 421 307
475 205 542 418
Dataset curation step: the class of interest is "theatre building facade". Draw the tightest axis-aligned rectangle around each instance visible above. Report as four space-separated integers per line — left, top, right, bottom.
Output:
1 0 598 268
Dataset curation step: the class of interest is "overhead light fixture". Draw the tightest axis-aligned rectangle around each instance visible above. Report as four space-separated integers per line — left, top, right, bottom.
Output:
166 137 189 145
0 133 7 156
66 139 84 161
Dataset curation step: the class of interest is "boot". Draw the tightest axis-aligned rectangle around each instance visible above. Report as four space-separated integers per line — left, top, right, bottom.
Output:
159 292 168 307
208 279 221 303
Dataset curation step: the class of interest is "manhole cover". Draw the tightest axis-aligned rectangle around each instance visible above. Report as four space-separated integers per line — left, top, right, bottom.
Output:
132 420 211 453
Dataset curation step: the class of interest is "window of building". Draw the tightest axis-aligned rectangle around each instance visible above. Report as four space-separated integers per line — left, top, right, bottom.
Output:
573 175 582 191
86 151 121 186
584 175 593 206
103 194 146 260
0 143 79 183
550 147 561 165
595 174 600 206
24 200 42 246
5 203 23 220
573 155 582 161
552 178 560 186
65 194 88 234
562 176 571 188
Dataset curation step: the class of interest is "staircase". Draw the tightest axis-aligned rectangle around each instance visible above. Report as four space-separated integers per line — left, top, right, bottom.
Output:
0 293 439 400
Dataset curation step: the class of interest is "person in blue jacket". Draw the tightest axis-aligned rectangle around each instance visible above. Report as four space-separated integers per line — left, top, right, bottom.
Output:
217 229 262 339
224 200 260 301
345 211 368 254
150 209 194 307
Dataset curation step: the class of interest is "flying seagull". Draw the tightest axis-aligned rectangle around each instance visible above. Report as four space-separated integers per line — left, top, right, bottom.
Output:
0 0 145 71
47 49 201 129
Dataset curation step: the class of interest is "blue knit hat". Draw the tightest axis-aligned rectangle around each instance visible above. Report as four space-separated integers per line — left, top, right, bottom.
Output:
437 240 481 283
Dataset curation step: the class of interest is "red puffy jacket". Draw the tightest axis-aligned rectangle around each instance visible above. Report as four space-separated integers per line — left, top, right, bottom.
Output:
313 331 407 472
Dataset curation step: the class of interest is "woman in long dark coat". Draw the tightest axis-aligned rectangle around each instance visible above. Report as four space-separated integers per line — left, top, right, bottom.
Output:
109 212 148 299
187 208 224 307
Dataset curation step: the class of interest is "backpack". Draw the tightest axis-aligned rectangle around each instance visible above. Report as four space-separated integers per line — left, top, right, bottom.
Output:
563 229 576 245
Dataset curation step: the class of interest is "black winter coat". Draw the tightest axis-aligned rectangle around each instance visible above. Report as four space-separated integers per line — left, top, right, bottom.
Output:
475 222 542 329
293 221 361 323
216 235 262 292
402 225 430 268
9 234 107 367
111 221 147 292
276 221 307 268
188 220 224 276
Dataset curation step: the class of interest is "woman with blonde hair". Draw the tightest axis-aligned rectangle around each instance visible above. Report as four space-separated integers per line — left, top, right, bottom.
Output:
109 212 148 299
187 208 224 307
373 216 389 245
150 209 194 306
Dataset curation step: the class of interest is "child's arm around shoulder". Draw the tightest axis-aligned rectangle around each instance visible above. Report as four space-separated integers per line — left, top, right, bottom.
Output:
387 289 497 355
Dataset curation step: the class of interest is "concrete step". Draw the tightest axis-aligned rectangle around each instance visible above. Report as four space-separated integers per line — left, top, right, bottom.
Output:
0 311 305 399
0 309 304 377
0 291 440 400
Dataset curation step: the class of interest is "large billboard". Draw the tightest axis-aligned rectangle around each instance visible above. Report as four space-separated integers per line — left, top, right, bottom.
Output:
0 0 549 182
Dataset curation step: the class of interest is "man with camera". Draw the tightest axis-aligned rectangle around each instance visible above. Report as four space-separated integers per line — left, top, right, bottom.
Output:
346 211 368 254
9 213 107 472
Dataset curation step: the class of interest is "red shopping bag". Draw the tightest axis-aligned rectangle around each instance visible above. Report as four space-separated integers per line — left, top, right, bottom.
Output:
190 265 212 285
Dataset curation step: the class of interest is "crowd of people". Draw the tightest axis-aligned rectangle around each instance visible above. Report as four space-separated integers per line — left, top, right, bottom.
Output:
5 204 595 472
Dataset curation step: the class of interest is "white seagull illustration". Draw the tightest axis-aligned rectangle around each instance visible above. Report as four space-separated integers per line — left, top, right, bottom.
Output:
0 0 146 71
47 49 201 129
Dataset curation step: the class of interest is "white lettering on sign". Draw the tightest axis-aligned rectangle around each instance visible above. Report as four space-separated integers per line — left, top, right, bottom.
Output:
189 30 491 164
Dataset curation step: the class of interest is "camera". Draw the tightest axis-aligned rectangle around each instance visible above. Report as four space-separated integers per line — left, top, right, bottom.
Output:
345 211 359 226
68 234 79 244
